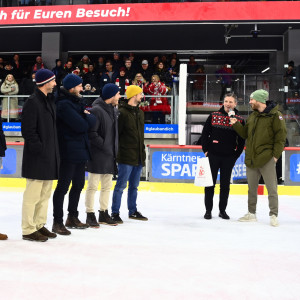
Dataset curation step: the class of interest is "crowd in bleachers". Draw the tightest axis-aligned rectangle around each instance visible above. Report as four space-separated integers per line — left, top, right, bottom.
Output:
0 52 188 122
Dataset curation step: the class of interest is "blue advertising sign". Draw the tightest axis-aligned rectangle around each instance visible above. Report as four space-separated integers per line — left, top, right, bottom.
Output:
152 151 205 179
2 122 21 132
290 154 300 182
152 151 247 181
144 124 178 134
0 149 17 175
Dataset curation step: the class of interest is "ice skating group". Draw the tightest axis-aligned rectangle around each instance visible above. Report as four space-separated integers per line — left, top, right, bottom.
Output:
0 68 287 242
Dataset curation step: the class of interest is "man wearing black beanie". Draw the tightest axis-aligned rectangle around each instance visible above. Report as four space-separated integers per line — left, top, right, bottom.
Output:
85 83 120 227
52 74 96 235
21 69 59 242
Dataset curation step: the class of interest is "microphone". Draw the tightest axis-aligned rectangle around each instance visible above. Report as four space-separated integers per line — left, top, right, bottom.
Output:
228 108 235 118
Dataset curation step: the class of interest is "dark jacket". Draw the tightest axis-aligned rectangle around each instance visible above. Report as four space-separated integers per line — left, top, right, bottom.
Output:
232 101 287 168
202 106 245 158
87 98 119 174
0 118 7 157
99 71 118 90
21 88 60 180
56 87 96 163
117 102 146 166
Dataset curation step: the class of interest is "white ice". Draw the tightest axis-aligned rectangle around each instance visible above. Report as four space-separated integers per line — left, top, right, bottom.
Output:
1 188 300 300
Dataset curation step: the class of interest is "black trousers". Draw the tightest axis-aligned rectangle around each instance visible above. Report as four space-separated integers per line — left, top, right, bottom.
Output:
53 161 86 224
204 153 236 213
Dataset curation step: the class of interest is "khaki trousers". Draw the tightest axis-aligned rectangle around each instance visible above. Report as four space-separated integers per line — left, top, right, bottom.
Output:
246 158 278 216
22 179 53 235
85 173 113 213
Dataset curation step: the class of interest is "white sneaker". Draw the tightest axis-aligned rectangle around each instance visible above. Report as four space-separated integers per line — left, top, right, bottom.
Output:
238 212 257 222
270 215 279 227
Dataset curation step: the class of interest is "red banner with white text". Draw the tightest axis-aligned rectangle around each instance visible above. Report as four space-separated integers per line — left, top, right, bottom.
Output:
0 2 300 26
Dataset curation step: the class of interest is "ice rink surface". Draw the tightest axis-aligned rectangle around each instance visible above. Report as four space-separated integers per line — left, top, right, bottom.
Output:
0 188 300 300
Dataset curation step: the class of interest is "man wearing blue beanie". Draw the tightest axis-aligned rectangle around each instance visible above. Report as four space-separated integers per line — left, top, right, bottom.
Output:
52 73 96 235
21 69 59 242
85 83 121 227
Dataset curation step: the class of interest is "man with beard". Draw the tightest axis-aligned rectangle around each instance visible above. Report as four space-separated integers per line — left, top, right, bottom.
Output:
52 74 96 235
231 89 287 227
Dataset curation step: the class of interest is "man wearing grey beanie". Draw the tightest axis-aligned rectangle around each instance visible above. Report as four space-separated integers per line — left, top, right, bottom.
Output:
231 89 287 227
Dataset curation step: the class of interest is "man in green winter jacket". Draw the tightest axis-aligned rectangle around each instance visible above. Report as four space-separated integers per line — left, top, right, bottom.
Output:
230 89 287 227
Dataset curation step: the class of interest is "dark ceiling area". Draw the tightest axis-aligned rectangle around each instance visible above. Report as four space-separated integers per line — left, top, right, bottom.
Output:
0 21 299 69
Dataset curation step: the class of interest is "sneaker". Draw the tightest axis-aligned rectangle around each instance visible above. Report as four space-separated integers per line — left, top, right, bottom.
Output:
129 211 148 221
86 212 100 228
270 215 279 227
204 211 212 220
52 222 71 235
23 231 48 242
0 233 8 240
111 213 123 224
238 212 257 222
219 211 230 220
38 226 57 238
99 210 118 226
65 215 89 229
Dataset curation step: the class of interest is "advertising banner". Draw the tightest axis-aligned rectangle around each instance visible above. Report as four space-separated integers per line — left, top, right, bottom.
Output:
0 149 17 175
0 2 300 26
289 154 300 182
2 122 21 132
145 124 178 134
150 149 247 182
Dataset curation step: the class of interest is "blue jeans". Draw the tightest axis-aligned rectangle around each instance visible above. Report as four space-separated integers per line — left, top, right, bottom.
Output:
111 163 143 215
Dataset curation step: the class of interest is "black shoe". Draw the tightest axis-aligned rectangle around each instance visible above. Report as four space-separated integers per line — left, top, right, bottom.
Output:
65 215 89 229
52 222 71 235
38 226 57 238
99 210 118 226
111 213 123 224
129 211 148 221
204 211 212 219
86 212 100 228
23 231 48 242
219 211 230 220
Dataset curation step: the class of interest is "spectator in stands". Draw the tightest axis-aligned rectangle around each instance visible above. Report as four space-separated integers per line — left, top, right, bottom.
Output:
3 62 16 79
216 64 234 102
52 74 96 235
1 74 19 122
63 60 74 78
99 60 118 91
32 56 47 73
112 52 123 72
128 52 139 70
95 56 106 79
85 83 120 227
139 60 153 83
284 60 296 97
193 65 206 101
0 117 7 241
201 93 245 221
11 54 24 84
161 55 169 66
82 83 97 106
153 56 160 69
187 55 199 74
76 55 90 76
111 85 148 223
169 58 180 80
21 69 58 242
20 72 37 96
124 59 136 82
143 74 170 124
154 61 172 87
52 59 64 87
132 73 147 91
115 67 129 96
83 64 99 93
